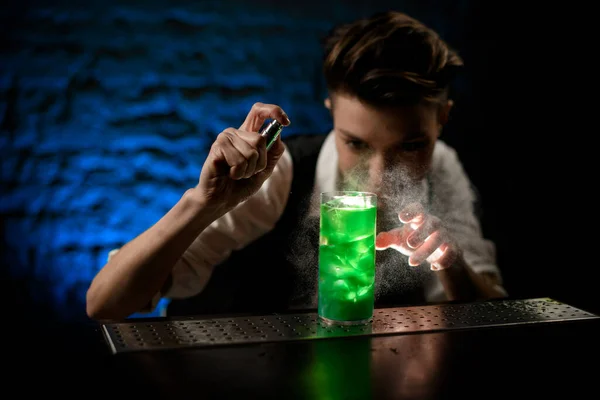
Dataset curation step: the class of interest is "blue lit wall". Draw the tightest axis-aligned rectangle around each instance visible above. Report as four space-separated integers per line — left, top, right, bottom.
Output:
1 0 479 322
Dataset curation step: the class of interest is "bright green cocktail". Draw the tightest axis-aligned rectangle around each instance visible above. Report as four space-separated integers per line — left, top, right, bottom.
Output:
318 191 377 324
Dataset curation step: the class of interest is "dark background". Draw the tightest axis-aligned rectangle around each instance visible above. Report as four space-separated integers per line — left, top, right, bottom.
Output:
1 0 596 324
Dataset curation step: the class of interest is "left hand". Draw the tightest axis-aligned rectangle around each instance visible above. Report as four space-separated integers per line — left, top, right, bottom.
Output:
375 202 460 271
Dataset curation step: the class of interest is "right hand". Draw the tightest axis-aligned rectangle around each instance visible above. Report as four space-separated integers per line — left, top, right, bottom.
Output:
197 102 290 213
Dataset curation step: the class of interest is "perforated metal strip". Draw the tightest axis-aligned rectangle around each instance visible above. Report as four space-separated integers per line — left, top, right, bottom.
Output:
101 298 598 354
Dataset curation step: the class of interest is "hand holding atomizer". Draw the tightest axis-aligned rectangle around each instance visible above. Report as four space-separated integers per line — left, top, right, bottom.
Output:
196 102 290 215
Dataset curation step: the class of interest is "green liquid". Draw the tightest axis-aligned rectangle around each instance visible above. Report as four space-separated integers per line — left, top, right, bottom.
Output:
318 200 376 322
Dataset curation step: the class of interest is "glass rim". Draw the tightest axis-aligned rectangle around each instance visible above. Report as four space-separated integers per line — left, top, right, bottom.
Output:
320 190 377 198
320 191 377 206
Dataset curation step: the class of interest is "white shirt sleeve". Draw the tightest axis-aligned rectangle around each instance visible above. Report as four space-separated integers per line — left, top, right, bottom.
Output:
423 141 507 302
107 146 294 313
162 146 294 300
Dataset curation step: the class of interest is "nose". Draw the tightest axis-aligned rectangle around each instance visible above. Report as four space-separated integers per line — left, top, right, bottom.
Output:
368 153 386 194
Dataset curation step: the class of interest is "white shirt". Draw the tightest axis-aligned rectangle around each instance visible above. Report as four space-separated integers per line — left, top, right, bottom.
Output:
112 130 505 311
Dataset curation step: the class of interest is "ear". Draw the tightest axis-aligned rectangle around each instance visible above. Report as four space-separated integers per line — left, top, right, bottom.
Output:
324 97 332 110
438 99 454 127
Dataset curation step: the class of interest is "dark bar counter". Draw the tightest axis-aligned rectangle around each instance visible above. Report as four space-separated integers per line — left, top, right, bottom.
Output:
8 297 600 399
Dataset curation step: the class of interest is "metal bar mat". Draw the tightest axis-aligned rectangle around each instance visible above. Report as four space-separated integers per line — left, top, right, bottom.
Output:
102 298 598 354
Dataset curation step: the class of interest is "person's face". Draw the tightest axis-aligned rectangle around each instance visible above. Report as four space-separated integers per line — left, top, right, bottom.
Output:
326 92 451 210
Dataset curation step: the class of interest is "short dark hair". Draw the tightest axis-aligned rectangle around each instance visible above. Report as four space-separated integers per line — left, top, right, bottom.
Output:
322 11 463 106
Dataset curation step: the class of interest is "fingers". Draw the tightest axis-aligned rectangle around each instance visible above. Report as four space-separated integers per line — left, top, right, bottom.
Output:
383 204 459 271
260 134 285 174
428 243 459 271
403 212 454 268
375 229 399 250
214 128 267 180
406 214 441 249
239 102 291 132
375 227 413 256
235 129 268 173
408 230 444 266
399 202 426 229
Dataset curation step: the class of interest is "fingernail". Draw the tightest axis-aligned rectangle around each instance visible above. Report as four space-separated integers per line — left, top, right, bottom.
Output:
406 234 417 249
282 113 291 125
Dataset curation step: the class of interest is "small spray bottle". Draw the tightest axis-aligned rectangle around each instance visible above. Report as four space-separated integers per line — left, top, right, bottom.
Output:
259 119 284 151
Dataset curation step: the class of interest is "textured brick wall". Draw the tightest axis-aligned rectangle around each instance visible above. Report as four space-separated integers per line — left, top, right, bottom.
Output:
1 0 473 321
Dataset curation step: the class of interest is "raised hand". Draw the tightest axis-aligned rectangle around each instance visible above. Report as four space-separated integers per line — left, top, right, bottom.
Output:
197 102 290 213
375 202 460 271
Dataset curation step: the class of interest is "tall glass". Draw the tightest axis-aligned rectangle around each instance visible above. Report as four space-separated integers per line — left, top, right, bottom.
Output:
318 191 377 325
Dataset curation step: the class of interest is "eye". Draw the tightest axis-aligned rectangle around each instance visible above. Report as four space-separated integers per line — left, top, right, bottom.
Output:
401 141 428 152
345 140 368 151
